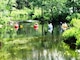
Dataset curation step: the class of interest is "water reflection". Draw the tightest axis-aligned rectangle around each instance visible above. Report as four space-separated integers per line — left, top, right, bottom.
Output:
1 25 80 60
20 48 77 60
4 36 80 60
1 40 80 60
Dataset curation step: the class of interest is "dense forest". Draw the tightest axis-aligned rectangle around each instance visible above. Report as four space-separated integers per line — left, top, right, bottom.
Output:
0 0 80 22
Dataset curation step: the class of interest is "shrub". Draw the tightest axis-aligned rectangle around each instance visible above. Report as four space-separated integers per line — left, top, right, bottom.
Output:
62 17 80 49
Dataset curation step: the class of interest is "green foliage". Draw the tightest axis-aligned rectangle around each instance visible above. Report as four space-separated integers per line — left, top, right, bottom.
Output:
71 13 80 19
0 0 71 25
16 0 30 9
70 18 80 29
62 27 77 39
66 0 80 13
66 13 80 22
32 7 41 19
11 8 32 20
76 39 80 46
66 15 71 21
63 17 80 48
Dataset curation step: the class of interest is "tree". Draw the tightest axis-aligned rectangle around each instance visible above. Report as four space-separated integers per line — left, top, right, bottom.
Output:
16 0 30 9
66 0 80 13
